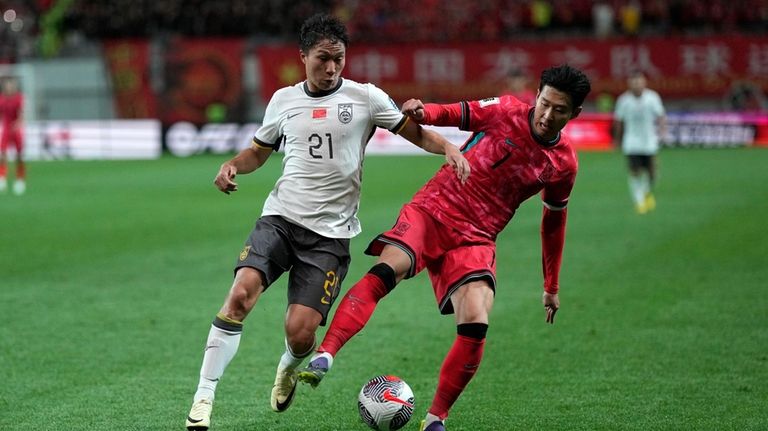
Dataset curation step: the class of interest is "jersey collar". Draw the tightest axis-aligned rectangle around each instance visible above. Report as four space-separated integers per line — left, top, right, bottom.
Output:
303 78 344 98
528 108 560 147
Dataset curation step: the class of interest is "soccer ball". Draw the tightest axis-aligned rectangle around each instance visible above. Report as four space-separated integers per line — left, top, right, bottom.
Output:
357 375 415 431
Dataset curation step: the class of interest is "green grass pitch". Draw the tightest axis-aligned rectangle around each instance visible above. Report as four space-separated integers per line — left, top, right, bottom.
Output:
1 148 766 430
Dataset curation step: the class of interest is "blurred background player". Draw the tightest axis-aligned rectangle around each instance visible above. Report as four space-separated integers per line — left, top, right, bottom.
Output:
299 64 591 431
500 67 536 105
0 76 25 195
184 13 469 431
613 70 667 214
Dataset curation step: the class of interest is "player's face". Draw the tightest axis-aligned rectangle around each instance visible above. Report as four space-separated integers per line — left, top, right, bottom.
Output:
628 75 646 96
302 39 346 92
532 85 581 141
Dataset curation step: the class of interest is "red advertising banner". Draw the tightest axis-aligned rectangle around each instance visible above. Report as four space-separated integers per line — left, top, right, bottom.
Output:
257 35 768 104
160 38 245 125
103 40 158 119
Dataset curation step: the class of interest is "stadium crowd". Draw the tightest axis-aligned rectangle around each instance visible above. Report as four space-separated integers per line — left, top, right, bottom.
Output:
1 0 767 62
46 0 768 40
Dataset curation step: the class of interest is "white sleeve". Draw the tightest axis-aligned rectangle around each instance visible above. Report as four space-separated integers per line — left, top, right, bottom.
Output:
254 91 283 148
653 92 666 117
367 84 407 132
614 95 627 120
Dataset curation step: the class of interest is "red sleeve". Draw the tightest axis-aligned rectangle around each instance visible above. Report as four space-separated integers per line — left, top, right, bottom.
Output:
541 206 567 294
422 102 470 129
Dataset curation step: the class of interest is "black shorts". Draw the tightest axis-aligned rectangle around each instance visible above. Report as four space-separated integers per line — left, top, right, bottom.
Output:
627 154 654 171
235 215 351 325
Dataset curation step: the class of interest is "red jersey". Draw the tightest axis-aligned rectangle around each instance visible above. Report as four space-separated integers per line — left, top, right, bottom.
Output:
0 93 23 127
411 95 578 242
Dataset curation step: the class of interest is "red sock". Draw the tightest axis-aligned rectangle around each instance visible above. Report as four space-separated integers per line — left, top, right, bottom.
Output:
318 273 389 356
0 163 6 177
429 332 486 420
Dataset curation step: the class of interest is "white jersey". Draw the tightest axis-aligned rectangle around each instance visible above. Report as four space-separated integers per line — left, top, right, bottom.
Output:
614 89 665 155
254 78 407 239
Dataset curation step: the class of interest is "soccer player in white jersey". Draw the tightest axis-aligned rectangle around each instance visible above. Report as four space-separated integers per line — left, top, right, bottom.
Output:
185 13 470 430
613 70 667 214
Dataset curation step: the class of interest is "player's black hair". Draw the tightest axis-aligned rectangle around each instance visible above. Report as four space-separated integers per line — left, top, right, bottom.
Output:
539 64 592 109
299 13 349 53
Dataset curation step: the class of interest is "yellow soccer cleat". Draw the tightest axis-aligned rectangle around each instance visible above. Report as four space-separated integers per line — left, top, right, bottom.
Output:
271 367 298 412
645 193 656 211
635 202 648 214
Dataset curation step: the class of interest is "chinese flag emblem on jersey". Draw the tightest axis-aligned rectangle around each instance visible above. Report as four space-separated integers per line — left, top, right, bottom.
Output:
313 109 327 119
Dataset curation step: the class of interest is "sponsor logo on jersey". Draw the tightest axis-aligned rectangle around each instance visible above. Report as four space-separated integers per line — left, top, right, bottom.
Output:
313 109 327 119
479 97 500 107
338 103 353 124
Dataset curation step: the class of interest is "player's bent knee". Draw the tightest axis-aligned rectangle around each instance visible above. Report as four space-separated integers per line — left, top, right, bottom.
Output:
453 281 494 323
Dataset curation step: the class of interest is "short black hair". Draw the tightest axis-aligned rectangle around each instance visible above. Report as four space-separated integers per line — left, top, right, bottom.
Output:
539 64 592 108
299 13 349 53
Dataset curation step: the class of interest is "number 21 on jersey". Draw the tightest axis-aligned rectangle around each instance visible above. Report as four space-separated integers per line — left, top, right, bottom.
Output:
309 133 333 159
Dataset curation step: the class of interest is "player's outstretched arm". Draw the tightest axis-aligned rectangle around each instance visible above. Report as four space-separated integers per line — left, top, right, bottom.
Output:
398 119 470 183
213 145 272 194
541 204 568 324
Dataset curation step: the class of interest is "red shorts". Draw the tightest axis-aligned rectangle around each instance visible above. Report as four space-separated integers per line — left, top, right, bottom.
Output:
0 127 23 153
365 204 496 315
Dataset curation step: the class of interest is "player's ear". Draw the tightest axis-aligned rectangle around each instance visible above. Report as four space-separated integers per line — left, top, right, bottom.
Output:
300 50 307 64
570 106 582 120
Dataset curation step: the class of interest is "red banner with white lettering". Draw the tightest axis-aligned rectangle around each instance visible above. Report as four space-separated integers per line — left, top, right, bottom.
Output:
257 35 768 104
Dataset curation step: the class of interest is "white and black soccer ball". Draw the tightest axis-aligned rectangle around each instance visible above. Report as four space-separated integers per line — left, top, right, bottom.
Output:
357 375 414 431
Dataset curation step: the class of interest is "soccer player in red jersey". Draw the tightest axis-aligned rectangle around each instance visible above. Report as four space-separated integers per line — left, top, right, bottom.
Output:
299 64 591 430
0 76 25 195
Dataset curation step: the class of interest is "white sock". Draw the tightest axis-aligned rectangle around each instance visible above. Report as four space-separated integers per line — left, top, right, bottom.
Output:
628 176 645 206
639 172 651 197
424 412 442 426
193 324 242 402
278 337 315 371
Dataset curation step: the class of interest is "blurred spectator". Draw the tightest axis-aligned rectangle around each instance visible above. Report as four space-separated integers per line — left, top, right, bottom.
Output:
530 0 553 31
620 1 642 35
592 1 615 38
